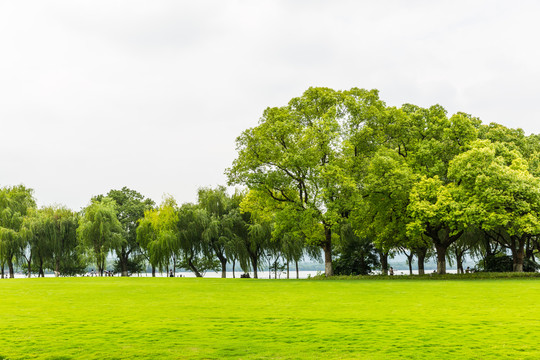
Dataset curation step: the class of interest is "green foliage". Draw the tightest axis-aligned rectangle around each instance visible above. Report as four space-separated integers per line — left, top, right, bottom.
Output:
0 185 36 277
137 196 180 272
352 148 415 251
97 187 155 276
333 226 379 276
78 198 123 275
113 255 146 275
198 186 241 277
477 253 540 273
448 140 540 236
227 87 387 275
25 206 81 276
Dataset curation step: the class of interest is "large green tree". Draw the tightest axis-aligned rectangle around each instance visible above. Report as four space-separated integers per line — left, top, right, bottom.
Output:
448 140 540 271
227 87 382 276
359 104 480 274
97 187 154 276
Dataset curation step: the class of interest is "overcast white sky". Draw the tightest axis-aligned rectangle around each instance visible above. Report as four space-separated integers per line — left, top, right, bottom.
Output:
1 0 540 210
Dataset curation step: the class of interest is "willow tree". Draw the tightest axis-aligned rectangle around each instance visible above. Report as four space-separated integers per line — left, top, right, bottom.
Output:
177 203 218 277
137 196 180 276
40 206 79 276
78 198 123 276
227 87 382 276
21 206 80 277
198 186 234 278
0 185 35 278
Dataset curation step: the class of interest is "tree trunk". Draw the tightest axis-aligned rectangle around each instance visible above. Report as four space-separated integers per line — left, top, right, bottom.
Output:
455 250 464 274
221 259 227 278
55 258 60 277
427 226 462 275
323 226 333 277
512 236 526 272
525 238 533 262
232 259 236 278
251 256 258 279
407 253 413 275
213 249 227 278
434 243 448 275
416 247 427 275
379 251 388 275
187 257 203 277
151 265 156 277
1 261 4 278
38 256 45 277
295 260 299 279
286 260 289 279
27 258 32 278
417 251 425 275
8 258 14 278
121 257 129 277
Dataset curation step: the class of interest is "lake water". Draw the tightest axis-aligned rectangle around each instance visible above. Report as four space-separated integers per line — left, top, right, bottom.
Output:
7 269 460 279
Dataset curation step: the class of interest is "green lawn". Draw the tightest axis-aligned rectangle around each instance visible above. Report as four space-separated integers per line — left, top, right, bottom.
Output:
0 277 539 359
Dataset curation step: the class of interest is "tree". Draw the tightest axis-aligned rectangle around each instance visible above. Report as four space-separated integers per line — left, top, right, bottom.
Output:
34 206 80 277
280 233 304 279
97 187 154 276
407 176 464 274
0 185 35 278
137 196 181 275
227 87 381 276
351 148 415 274
198 186 235 278
245 220 271 279
225 194 263 278
176 203 219 277
448 140 540 272
333 223 380 276
78 198 123 276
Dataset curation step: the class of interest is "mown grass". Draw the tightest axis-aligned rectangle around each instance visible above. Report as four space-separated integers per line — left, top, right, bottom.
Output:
1 277 539 359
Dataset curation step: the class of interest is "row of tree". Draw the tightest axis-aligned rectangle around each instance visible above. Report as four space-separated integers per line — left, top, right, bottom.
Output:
227 87 540 275
3 87 540 277
0 185 324 278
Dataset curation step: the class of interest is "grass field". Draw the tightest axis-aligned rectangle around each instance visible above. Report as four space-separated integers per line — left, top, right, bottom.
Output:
1 277 539 359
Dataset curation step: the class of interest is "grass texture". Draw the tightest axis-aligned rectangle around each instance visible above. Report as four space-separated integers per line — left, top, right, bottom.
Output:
0 277 539 359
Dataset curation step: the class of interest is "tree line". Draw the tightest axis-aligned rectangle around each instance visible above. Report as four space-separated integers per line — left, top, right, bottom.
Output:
227 87 540 275
0 185 320 278
3 86 540 278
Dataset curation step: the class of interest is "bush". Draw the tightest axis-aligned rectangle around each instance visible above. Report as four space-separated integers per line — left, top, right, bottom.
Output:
309 272 540 281
332 235 379 276
476 254 540 273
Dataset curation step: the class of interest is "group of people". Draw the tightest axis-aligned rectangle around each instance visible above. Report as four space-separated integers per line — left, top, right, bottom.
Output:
169 270 183 277
86 269 114 277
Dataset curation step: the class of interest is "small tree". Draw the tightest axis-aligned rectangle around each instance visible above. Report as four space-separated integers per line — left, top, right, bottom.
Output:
333 223 380 276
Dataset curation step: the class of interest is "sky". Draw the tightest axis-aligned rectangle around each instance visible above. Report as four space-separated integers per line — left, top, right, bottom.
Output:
1 0 540 210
